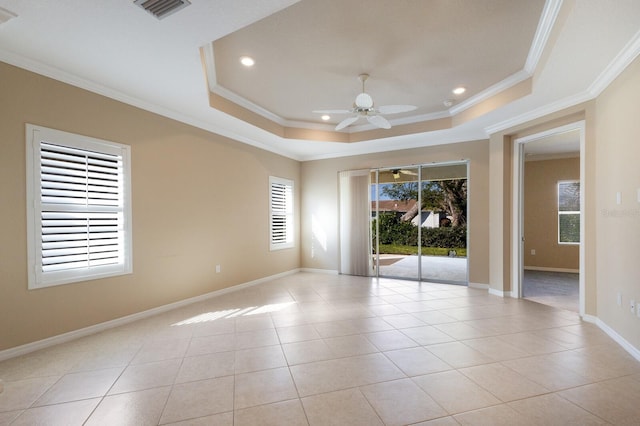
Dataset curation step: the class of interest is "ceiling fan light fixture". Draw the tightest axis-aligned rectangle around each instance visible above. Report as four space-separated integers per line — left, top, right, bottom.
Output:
355 93 373 109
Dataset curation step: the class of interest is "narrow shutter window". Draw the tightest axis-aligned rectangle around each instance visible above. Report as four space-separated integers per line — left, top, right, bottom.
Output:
269 177 294 250
26 125 132 289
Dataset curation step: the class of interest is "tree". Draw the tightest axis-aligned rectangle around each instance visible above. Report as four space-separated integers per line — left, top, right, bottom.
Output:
381 179 467 226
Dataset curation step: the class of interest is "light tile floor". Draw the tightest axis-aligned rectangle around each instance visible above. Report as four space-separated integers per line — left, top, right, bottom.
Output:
1 272 639 425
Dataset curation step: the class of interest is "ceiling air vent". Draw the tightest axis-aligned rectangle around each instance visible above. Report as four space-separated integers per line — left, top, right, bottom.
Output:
134 0 191 20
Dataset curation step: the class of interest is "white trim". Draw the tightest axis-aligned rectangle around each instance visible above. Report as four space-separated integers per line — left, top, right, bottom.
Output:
489 288 506 297
469 282 489 290
588 29 640 97
0 269 300 361
450 70 530 116
200 1 564 132
486 28 640 137
489 287 518 298
512 121 586 317
300 268 339 275
0 47 303 161
524 0 563 74
524 266 579 273
201 43 218 95
485 91 591 135
588 317 640 362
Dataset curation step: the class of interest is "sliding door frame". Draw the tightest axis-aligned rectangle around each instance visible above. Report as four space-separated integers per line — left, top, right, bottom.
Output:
371 160 469 284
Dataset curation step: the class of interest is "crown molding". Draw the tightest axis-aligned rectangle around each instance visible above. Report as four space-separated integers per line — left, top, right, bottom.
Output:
0 48 303 161
449 69 530 116
202 0 563 136
484 91 591 135
587 28 640 97
485 25 640 136
525 0 563 73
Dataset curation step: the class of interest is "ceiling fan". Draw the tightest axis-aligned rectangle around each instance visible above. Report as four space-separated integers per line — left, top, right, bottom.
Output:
313 74 417 131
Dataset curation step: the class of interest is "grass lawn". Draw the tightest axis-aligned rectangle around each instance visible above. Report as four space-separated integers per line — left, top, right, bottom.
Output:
377 244 467 257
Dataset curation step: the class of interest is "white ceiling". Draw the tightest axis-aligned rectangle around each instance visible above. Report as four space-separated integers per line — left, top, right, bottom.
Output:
0 0 639 161
523 128 580 161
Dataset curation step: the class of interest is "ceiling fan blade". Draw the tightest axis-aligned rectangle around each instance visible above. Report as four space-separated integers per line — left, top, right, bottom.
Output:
400 169 418 176
367 114 391 129
377 104 417 114
313 109 351 114
335 116 359 131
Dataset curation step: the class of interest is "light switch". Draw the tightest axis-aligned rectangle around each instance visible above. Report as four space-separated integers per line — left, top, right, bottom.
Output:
616 192 622 205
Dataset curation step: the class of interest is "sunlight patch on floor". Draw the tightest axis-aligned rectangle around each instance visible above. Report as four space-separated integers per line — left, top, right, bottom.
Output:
171 301 297 326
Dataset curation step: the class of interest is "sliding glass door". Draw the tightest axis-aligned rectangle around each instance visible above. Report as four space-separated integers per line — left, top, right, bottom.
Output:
371 162 468 285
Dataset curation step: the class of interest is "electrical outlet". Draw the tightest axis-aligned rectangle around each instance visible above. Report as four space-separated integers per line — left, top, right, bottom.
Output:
631 300 636 314
215 264 221 273
531 249 536 255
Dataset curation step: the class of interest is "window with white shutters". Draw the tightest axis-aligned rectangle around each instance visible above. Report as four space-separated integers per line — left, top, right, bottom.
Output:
26 124 132 289
269 176 294 250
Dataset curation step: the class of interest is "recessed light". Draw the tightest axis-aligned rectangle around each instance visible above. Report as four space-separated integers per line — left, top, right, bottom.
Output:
321 115 330 121
452 86 466 95
240 56 255 67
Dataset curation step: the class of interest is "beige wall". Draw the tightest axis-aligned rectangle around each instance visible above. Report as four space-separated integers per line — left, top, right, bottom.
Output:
488 135 512 294
594 55 640 350
523 158 580 270
300 140 491 286
0 63 300 351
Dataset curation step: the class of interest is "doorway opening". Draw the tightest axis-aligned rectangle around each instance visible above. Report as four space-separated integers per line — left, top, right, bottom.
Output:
370 162 468 285
513 122 585 314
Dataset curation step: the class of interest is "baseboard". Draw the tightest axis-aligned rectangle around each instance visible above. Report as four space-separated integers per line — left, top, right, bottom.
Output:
300 268 339 275
524 266 579 273
488 288 505 297
0 268 301 362
469 282 489 290
584 316 640 362
488 287 517 298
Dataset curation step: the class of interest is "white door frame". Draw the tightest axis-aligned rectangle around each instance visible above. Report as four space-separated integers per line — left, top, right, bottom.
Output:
511 121 586 317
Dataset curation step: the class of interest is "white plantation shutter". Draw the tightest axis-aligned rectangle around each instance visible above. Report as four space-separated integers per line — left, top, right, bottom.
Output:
269 176 294 250
26 125 132 289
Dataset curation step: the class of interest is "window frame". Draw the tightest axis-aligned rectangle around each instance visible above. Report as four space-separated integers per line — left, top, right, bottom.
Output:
26 124 133 289
269 176 294 251
557 179 580 245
